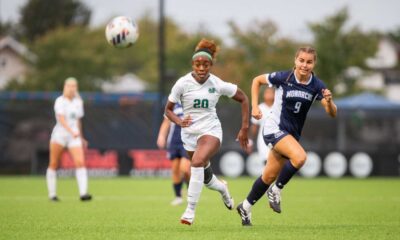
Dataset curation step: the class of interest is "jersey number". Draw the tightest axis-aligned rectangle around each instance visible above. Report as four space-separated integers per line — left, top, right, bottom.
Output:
193 99 209 108
294 102 302 113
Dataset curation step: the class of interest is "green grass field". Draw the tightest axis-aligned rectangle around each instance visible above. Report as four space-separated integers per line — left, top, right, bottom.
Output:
0 177 399 240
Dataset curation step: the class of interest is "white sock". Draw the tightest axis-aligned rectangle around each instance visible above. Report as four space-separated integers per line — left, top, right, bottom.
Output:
272 184 281 193
46 168 57 198
205 175 227 196
243 199 252 211
187 167 204 211
76 168 88 196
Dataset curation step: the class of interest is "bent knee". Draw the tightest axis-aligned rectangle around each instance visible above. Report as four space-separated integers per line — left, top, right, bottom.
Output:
261 174 277 185
291 152 307 168
171 167 180 176
191 160 203 168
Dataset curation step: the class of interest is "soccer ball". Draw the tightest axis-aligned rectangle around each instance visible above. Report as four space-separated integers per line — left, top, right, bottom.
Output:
105 16 139 48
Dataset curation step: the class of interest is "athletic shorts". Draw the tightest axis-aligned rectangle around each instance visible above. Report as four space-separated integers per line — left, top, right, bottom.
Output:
181 126 222 152
257 139 271 161
263 130 290 149
167 144 188 160
50 130 82 148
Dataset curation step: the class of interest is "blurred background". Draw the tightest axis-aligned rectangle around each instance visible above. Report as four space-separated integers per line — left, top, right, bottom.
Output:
0 0 399 178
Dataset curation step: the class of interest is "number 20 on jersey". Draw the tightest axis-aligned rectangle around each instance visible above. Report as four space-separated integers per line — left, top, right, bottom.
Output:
193 99 209 108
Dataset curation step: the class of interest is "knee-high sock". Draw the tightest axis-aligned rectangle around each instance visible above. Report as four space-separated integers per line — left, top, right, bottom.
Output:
204 163 227 195
76 168 88 196
173 182 183 197
205 175 227 195
275 161 298 189
187 167 204 211
244 176 270 209
46 168 57 198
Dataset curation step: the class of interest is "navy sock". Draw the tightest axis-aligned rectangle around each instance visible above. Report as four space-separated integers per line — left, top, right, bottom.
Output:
276 161 299 189
246 176 270 205
173 182 183 197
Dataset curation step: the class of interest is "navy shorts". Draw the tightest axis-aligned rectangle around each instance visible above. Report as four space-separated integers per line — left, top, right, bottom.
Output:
167 145 188 160
263 130 290 148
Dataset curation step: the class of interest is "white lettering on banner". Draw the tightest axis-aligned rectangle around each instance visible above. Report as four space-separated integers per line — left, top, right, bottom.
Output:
286 90 313 101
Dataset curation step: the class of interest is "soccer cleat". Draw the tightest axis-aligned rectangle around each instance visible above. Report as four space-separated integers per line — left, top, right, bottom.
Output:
171 197 184 206
221 180 234 210
266 185 281 213
180 209 195 225
80 194 92 201
236 202 252 226
49 196 60 202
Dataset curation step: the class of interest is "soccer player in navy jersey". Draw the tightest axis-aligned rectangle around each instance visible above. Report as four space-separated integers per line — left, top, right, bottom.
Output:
237 47 337 226
157 103 190 206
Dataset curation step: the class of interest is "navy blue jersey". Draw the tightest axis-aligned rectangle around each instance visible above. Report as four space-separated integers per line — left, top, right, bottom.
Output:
167 103 184 147
263 70 326 140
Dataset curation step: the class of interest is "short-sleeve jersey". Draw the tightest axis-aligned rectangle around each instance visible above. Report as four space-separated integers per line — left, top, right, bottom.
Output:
263 70 326 140
167 103 184 147
53 96 84 134
168 72 237 135
251 103 273 149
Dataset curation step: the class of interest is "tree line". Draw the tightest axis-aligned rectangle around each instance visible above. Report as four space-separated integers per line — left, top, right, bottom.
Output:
1 0 394 96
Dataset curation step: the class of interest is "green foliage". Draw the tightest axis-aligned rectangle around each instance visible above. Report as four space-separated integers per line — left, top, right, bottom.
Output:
309 8 379 94
388 27 400 43
7 6 380 95
8 26 113 91
6 14 221 92
216 20 299 93
388 27 400 69
0 21 16 37
20 0 91 42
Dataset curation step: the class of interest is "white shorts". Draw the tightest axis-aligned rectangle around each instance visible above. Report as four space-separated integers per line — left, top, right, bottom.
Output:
257 139 271 161
181 126 223 152
50 130 82 148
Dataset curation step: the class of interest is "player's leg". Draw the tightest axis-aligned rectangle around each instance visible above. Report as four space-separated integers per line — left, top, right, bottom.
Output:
181 135 220 225
170 158 184 206
68 141 92 201
237 150 285 225
273 134 306 188
203 160 234 210
179 156 190 187
267 134 306 213
47 142 64 201
179 146 191 186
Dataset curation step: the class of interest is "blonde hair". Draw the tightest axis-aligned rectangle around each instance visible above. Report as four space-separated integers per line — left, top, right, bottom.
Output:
63 77 81 99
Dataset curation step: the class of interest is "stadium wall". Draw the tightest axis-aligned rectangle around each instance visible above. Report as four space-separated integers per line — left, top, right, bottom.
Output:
0 92 399 177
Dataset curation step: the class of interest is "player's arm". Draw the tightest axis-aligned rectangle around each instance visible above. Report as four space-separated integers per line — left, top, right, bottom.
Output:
250 124 259 142
157 117 170 149
321 89 337 118
57 114 79 137
165 101 192 128
232 88 250 151
244 124 258 153
251 75 268 120
250 124 259 136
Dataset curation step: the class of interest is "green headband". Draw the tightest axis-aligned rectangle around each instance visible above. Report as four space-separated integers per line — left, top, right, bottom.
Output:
192 51 213 61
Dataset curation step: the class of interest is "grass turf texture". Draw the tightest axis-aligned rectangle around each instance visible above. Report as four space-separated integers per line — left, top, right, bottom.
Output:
0 177 399 240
